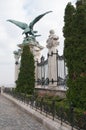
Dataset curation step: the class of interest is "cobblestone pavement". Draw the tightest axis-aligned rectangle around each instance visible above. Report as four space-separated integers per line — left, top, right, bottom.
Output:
0 95 47 130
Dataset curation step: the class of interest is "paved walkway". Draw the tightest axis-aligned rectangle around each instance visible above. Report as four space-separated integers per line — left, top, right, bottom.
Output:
0 95 47 130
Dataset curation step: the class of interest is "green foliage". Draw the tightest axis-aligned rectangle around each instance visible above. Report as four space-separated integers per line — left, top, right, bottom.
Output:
63 2 76 38
67 77 86 109
34 94 86 127
16 45 35 94
63 2 86 109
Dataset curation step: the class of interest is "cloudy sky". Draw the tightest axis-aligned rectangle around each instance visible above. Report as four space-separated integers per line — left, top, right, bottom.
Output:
0 0 76 86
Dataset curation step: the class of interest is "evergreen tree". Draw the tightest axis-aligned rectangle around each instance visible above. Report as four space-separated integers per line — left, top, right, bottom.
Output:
16 45 35 94
63 2 86 109
63 2 76 80
63 2 75 38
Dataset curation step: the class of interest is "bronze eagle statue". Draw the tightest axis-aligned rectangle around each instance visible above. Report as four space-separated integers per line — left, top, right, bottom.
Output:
7 11 52 37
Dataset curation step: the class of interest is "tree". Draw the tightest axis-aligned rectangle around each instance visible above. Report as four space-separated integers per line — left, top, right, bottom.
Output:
63 2 76 80
16 45 35 94
63 2 75 38
63 2 86 109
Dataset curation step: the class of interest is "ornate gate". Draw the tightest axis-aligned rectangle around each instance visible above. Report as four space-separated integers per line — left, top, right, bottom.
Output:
36 54 68 87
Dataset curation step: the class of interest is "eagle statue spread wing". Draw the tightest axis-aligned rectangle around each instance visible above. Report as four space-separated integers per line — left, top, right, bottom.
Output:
7 11 52 37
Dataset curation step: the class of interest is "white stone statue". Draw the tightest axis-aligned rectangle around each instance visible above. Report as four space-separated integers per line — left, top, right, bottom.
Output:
46 29 59 48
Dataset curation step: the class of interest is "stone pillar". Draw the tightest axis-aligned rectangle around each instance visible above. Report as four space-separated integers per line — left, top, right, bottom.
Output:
13 49 21 82
46 30 59 87
30 44 44 85
18 38 44 86
1 86 4 94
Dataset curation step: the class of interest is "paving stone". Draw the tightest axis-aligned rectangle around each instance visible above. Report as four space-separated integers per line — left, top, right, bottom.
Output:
0 95 47 130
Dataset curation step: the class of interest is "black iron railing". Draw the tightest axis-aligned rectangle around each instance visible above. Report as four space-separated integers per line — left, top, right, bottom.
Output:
4 89 86 130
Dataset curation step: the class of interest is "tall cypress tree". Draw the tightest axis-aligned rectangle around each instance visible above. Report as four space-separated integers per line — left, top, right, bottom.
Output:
16 45 35 94
63 2 86 109
63 2 76 80
63 2 75 38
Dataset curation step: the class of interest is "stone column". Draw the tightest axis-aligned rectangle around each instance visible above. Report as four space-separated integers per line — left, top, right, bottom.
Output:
18 38 44 86
1 86 4 94
13 50 21 82
46 30 59 87
30 45 44 85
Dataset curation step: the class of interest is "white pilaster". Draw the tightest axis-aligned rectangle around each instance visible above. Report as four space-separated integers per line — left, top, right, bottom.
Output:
46 30 59 87
13 50 21 82
30 44 44 84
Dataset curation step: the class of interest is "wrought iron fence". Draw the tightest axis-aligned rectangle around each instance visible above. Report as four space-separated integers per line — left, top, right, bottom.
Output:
36 54 68 87
36 56 49 86
4 89 86 130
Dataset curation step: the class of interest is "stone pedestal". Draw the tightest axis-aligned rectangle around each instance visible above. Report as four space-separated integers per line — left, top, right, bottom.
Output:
18 36 44 61
46 30 59 87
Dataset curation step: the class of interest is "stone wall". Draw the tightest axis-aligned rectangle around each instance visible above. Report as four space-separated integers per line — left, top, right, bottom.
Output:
35 88 66 98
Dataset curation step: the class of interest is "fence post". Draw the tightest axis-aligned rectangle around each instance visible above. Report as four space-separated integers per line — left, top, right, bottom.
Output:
40 97 43 113
52 100 55 120
31 95 34 108
70 103 74 130
60 107 63 125
46 101 48 117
